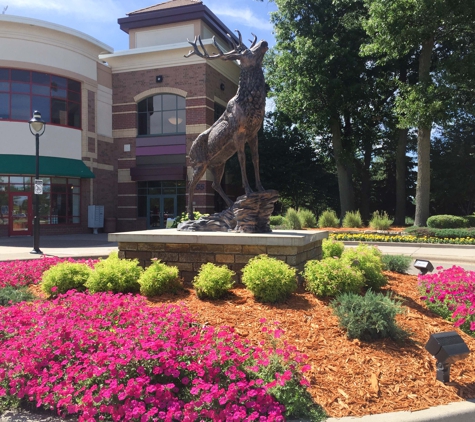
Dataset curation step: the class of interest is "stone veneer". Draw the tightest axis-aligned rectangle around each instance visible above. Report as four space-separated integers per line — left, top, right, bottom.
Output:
109 230 328 283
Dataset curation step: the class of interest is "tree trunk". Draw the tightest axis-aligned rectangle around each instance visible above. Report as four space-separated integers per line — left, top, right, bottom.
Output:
360 142 372 223
330 116 355 221
394 128 408 225
414 36 434 227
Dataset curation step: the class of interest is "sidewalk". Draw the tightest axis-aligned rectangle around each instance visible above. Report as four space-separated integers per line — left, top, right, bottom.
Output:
0 233 117 262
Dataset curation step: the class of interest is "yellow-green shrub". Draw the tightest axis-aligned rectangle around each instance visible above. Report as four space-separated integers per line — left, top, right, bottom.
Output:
322 238 345 259
242 255 297 303
139 260 181 297
41 262 91 298
193 263 235 299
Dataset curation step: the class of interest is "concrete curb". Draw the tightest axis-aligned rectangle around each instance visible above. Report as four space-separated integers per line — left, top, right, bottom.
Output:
342 241 475 249
325 399 475 421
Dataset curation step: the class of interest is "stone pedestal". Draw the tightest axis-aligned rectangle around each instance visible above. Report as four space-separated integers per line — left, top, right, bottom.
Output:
109 229 328 283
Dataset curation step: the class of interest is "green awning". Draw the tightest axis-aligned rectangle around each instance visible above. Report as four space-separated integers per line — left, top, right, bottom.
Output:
0 155 95 178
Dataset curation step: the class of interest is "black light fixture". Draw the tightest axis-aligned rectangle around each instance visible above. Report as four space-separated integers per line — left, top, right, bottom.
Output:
425 331 470 383
29 110 46 255
414 259 434 274
220 83 225 91
156 75 163 83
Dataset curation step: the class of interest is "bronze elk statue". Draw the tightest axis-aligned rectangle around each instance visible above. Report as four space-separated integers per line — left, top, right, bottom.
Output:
184 31 268 220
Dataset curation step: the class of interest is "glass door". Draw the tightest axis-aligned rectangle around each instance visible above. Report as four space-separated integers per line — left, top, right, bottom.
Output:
147 195 177 229
9 193 32 236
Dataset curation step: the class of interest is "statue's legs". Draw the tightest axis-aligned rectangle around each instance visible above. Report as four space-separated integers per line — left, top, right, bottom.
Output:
210 163 234 207
248 134 265 191
187 164 207 220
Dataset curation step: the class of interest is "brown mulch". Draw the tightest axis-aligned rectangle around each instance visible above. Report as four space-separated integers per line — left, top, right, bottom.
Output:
147 272 475 418
29 273 475 418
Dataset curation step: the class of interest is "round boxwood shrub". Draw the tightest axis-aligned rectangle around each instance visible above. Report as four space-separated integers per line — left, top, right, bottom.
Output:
303 258 365 297
331 290 407 341
41 261 91 298
138 259 181 297
242 255 297 303
193 263 235 300
85 252 143 294
270 215 284 226
341 244 387 290
427 214 469 229
322 238 345 259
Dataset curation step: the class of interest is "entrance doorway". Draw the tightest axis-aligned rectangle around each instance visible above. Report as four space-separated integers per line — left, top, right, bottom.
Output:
147 195 176 229
9 192 32 236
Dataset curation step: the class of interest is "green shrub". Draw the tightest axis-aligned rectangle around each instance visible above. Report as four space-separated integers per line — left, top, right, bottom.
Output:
381 255 412 274
85 252 143 294
318 209 340 228
303 258 365 297
427 214 469 229
138 260 181 297
0 286 35 306
331 290 407 341
270 215 284 226
403 226 475 239
171 211 207 228
193 263 235 299
297 208 317 228
242 255 297 303
369 210 392 230
284 208 302 230
322 238 345 259
465 215 475 227
342 210 363 228
341 244 387 290
405 216 414 225
41 262 91 298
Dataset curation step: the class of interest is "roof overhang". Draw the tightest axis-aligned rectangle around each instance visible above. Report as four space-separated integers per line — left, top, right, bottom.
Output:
118 3 239 45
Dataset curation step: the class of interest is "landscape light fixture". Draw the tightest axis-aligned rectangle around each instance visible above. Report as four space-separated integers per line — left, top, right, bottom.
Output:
425 331 470 383
29 110 46 255
414 259 434 275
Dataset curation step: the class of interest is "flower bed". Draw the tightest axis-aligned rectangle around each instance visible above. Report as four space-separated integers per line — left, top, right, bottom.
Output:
419 266 475 334
330 232 475 245
0 257 97 289
0 291 318 421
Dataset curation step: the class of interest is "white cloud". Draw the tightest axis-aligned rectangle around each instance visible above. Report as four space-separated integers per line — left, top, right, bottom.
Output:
211 6 273 31
8 0 123 22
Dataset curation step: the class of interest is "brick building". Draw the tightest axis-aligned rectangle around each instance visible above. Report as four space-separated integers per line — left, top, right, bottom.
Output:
0 0 243 237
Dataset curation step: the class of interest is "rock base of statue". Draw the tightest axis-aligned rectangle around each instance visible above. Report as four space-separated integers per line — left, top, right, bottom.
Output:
178 190 279 233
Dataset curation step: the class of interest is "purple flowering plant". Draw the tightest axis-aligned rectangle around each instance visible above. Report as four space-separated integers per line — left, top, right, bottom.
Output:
418 266 475 334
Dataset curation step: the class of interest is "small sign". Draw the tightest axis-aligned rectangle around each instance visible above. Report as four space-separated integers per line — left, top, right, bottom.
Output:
34 179 43 195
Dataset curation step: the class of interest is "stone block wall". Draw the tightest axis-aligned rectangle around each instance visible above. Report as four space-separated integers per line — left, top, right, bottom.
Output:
112 230 327 283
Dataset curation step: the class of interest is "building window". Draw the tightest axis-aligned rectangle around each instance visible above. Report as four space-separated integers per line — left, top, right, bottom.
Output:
0 175 80 225
0 68 81 129
137 94 186 136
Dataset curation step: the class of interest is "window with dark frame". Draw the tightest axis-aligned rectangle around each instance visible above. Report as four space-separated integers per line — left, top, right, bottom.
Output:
0 68 81 129
137 94 186 136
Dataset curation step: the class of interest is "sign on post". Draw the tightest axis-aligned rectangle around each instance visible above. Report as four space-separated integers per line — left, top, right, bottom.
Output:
34 179 43 195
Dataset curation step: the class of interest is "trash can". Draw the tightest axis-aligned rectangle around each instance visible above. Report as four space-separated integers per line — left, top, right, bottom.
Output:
104 217 117 233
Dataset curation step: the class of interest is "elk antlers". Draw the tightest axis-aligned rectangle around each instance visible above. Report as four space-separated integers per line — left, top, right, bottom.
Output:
184 30 258 59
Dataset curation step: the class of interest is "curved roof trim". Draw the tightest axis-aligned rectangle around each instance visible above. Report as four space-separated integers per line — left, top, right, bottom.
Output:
0 15 113 53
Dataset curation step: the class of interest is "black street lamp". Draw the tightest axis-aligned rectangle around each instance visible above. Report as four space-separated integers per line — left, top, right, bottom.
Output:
29 111 46 254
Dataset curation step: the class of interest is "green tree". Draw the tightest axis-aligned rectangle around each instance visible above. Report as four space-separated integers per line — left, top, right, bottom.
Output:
265 0 375 219
361 0 475 226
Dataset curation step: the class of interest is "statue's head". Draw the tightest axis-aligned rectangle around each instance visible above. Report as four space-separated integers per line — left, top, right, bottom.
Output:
185 31 268 68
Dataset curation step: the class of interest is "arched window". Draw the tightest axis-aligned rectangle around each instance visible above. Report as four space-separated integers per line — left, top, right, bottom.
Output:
137 94 185 136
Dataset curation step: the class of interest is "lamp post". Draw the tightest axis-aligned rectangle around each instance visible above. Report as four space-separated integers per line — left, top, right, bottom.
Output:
29 111 46 254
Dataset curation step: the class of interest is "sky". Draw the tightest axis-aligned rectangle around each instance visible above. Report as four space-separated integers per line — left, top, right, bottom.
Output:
3 0 278 52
